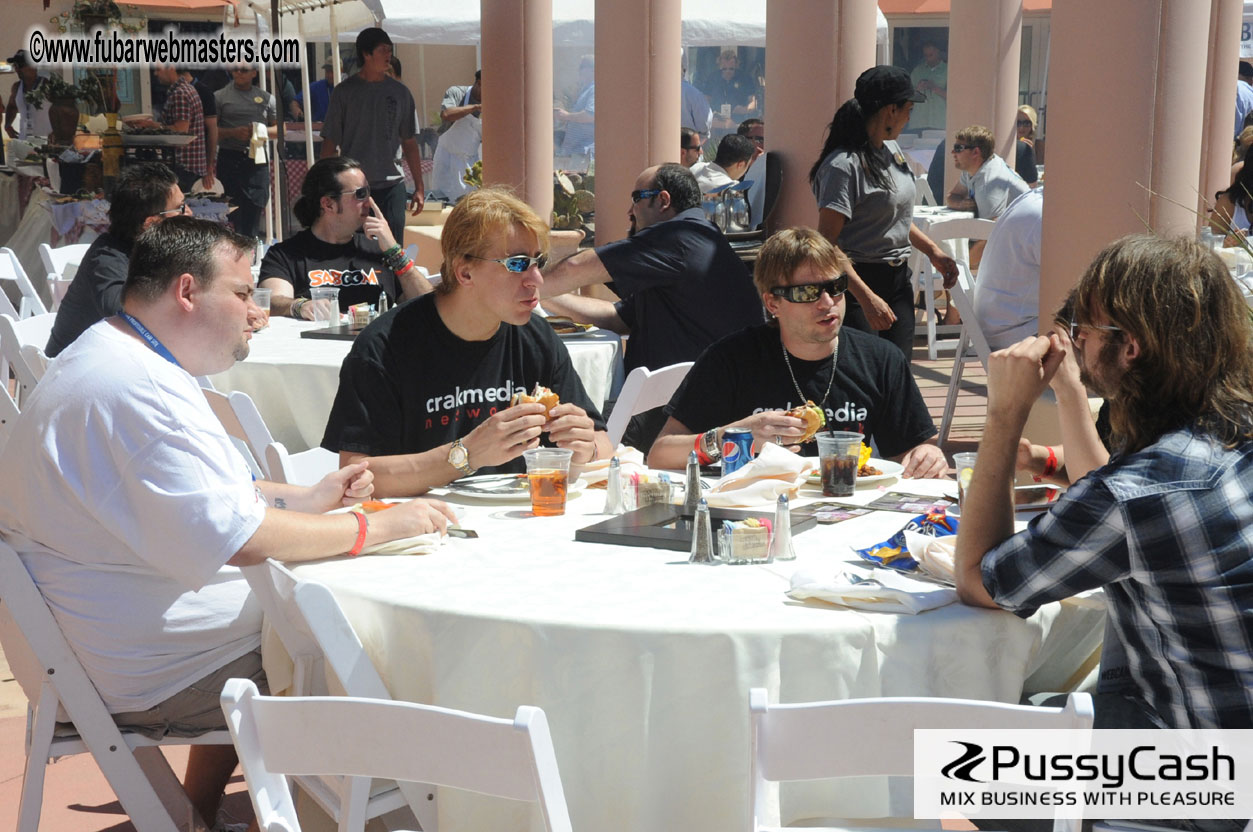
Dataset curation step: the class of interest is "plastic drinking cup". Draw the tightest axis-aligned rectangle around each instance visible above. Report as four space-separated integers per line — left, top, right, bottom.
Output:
523 448 574 516
309 286 340 326
954 452 978 509
815 431 863 497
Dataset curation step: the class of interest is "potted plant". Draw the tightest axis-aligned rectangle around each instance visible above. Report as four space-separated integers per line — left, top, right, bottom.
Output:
50 0 146 35
23 74 85 145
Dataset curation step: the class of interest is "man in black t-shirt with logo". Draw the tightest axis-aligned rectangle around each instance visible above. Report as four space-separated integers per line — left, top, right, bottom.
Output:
648 228 947 478
321 188 612 497
260 157 433 318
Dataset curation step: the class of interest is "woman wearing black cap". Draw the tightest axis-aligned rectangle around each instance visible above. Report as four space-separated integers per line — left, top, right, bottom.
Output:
809 65 958 356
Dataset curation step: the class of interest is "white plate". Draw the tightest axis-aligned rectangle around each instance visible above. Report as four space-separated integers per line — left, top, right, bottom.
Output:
445 472 586 503
806 458 904 487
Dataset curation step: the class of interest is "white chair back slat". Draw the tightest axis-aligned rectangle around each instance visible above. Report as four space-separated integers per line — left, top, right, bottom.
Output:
0 247 49 319
605 361 694 448
749 686 1092 832
938 262 993 447
0 312 56 405
221 679 574 832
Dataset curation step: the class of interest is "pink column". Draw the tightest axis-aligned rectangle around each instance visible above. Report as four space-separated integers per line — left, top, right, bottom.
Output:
1039 0 1211 322
481 0 554 220
1199 0 1243 218
767 1 875 232
946 0 1022 181
592 0 682 246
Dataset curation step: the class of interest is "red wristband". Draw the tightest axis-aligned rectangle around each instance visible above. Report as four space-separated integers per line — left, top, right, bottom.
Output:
347 511 368 557
1041 445 1058 478
694 433 712 466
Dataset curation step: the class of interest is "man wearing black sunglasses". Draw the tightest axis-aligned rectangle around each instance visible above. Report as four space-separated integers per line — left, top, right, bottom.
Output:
945 124 1029 221
322 188 611 496
259 156 433 320
539 163 763 450
648 227 945 478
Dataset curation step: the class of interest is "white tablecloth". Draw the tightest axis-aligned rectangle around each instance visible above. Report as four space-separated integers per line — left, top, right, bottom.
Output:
911 204 975 267
209 316 625 453
275 479 1105 832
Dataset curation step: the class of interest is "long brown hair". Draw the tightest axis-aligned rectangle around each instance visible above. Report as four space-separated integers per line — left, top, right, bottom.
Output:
1073 234 1253 454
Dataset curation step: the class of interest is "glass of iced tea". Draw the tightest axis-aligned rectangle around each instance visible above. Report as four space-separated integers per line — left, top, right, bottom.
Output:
815 431 863 498
953 452 977 510
522 448 574 516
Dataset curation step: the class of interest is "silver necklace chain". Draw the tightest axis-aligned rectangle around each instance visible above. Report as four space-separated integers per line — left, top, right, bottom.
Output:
781 335 838 410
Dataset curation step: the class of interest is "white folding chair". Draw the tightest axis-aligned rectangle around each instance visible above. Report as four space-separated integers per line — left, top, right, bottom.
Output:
912 217 996 360
38 242 90 311
913 173 937 207
0 382 20 453
241 559 438 832
604 361 694 447
749 687 1093 832
0 540 234 832
0 246 50 319
202 387 338 484
937 262 992 448
221 678 573 832
0 312 56 406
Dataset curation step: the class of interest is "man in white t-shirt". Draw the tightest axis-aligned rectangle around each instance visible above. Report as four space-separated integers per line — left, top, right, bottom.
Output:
946 124 1029 220
0 216 456 830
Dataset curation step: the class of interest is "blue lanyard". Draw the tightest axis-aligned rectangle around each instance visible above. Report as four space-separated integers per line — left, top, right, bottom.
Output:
120 312 182 369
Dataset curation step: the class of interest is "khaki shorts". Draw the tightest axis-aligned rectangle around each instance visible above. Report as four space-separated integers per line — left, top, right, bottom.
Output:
110 648 269 740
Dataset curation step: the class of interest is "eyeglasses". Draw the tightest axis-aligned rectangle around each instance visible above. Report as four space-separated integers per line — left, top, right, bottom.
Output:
951 143 974 153
468 253 549 273
1068 319 1122 340
1016 119 1032 128
630 188 661 203
770 274 849 303
338 185 371 201
681 144 702 152
155 203 189 217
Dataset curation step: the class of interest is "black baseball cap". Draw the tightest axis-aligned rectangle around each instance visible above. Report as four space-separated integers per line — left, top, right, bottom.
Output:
854 65 925 113
7 50 29 68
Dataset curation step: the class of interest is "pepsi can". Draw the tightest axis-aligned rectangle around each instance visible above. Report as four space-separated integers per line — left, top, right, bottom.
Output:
721 428 754 475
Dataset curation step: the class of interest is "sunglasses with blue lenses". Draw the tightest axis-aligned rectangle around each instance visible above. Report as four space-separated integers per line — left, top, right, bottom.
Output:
468 253 549 273
770 274 849 303
630 188 661 203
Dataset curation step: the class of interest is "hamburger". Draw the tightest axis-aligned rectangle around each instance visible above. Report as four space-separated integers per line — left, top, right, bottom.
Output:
787 400 826 444
511 383 560 417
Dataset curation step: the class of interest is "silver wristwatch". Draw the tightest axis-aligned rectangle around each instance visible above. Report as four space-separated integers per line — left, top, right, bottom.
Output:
701 428 721 462
447 438 476 477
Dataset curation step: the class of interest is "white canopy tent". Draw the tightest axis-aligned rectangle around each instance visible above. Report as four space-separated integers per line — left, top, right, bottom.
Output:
376 1 888 48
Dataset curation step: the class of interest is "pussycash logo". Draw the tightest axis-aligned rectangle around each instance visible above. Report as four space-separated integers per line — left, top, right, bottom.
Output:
938 741 1235 789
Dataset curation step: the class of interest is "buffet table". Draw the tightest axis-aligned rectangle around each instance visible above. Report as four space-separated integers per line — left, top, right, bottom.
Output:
209 316 625 453
273 478 1105 832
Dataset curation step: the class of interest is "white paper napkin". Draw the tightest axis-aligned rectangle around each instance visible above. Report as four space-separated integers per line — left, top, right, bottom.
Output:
788 566 958 615
578 445 647 487
705 442 817 507
359 532 444 556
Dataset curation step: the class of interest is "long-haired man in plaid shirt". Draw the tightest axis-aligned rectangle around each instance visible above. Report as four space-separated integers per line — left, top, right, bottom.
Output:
956 233 1253 739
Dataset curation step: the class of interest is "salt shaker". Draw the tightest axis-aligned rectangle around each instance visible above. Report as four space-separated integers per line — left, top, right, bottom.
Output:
683 451 702 512
768 493 796 561
689 498 717 564
604 456 625 515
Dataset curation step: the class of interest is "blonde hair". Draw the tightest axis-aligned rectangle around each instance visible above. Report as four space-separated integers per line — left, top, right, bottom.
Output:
437 187 550 296
754 227 850 299
1017 105 1038 138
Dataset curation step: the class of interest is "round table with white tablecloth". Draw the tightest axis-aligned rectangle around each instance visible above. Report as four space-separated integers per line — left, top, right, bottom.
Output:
269 478 1105 832
209 315 625 453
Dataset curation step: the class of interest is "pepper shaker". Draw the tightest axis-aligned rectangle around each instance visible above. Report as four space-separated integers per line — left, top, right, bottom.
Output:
689 498 717 564
683 450 702 513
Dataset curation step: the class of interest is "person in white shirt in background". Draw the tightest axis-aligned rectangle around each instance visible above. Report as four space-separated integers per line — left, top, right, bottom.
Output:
693 133 755 194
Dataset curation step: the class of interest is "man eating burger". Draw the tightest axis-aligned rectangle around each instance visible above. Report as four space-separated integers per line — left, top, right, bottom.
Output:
321 188 613 496
647 227 947 477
